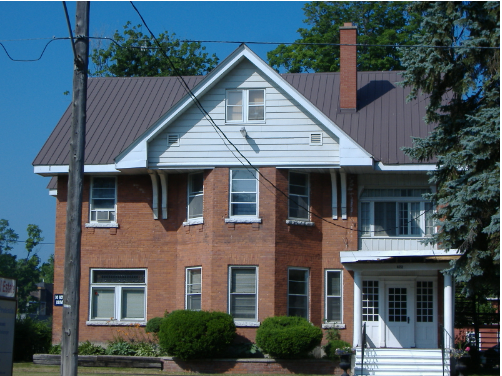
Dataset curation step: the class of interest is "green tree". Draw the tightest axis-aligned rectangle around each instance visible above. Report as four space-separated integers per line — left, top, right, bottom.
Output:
40 254 54 284
267 1 421 73
0 219 19 254
400 2 500 295
90 21 219 77
0 219 48 312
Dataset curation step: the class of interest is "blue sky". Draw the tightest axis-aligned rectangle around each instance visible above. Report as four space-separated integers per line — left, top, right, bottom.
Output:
0 1 306 263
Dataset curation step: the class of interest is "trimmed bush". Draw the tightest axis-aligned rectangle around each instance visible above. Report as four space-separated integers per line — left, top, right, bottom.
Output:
13 316 52 361
145 316 164 334
158 310 236 360
256 316 323 359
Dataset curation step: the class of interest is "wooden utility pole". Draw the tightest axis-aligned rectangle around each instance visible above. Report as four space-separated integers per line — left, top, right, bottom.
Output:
61 2 89 375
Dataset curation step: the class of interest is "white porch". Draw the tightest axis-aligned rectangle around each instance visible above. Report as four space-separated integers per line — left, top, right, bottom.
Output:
340 252 455 350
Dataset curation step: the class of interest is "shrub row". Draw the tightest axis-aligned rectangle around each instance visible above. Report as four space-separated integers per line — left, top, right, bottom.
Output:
21 311 337 361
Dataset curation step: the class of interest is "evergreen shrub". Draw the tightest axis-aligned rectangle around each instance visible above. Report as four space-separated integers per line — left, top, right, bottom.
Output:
256 316 323 359
158 310 236 360
145 316 164 333
13 316 52 361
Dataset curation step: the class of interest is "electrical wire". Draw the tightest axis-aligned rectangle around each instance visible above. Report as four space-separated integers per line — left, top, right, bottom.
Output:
0 34 499 62
129 1 438 236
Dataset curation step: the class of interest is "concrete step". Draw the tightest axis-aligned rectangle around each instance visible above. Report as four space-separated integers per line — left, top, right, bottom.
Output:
353 348 449 376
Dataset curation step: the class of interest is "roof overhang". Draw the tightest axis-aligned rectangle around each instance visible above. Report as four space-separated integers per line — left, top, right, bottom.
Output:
340 249 460 264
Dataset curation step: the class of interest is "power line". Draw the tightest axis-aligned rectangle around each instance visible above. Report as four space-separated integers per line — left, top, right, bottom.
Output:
128 1 438 236
1 34 499 61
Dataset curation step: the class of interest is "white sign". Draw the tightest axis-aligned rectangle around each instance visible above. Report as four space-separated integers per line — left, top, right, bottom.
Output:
0 299 16 376
0 278 15 298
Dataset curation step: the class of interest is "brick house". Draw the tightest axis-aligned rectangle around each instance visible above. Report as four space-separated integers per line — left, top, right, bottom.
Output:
34 24 457 352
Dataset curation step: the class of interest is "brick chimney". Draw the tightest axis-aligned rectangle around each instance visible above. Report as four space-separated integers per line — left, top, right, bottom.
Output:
339 22 357 111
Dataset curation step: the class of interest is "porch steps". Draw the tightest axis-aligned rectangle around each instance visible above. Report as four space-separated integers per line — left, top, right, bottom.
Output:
354 348 448 376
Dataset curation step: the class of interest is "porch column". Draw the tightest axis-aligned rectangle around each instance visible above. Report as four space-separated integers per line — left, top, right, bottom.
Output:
444 273 454 348
353 270 362 347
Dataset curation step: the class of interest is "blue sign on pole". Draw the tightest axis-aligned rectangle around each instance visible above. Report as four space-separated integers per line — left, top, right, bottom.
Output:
54 294 64 306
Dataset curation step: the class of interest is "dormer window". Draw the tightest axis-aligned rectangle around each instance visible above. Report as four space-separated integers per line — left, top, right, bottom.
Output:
226 89 265 123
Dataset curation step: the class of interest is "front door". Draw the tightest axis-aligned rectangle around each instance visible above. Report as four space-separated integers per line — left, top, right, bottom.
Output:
385 283 415 348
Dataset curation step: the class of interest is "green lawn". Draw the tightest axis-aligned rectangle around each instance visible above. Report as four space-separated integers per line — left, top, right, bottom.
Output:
13 363 499 376
13 363 326 376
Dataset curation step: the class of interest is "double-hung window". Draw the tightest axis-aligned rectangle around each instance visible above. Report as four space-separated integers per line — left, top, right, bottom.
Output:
186 267 201 311
90 177 117 223
229 169 258 217
187 173 204 220
325 270 342 322
289 172 309 220
229 266 257 321
226 89 265 123
89 269 146 323
360 188 434 237
288 268 309 319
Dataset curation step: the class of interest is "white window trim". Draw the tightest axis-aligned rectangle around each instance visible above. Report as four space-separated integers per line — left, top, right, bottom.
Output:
228 168 260 220
360 192 434 238
186 267 202 311
225 89 266 124
324 269 343 324
228 266 259 322
87 268 147 325
187 172 204 222
288 171 310 221
88 176 117 225
287 267 310 321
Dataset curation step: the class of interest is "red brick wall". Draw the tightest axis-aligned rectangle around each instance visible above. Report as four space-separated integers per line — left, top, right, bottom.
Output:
340 23 358 110
51 168 359 345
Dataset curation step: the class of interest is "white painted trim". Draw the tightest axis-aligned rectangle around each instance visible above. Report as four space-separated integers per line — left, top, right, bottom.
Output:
152 162 341 169
340 249 458 263
34 164 119 175
342 260 451 273
374 162 436 171
158 171 168 219
148 170 159 220
340 171 347 219
330 169 338 219
114 44 373 170
49 189 58 197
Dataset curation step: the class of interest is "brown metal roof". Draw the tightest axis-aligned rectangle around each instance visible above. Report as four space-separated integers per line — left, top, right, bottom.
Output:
282 71 432 164
33 71 431 167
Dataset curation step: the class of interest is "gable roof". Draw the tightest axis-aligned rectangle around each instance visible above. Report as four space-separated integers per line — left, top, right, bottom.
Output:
33 45 433 172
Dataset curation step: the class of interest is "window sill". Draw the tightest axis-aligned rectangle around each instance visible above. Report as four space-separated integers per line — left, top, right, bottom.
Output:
322 323 346 329
234 320 260 327
85 222 119 228
286 219 315 227
225 217 262 224
86 320 146 326
183 218 204 226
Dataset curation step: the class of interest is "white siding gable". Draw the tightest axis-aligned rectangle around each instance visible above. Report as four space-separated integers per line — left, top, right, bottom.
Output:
148 60 340 168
